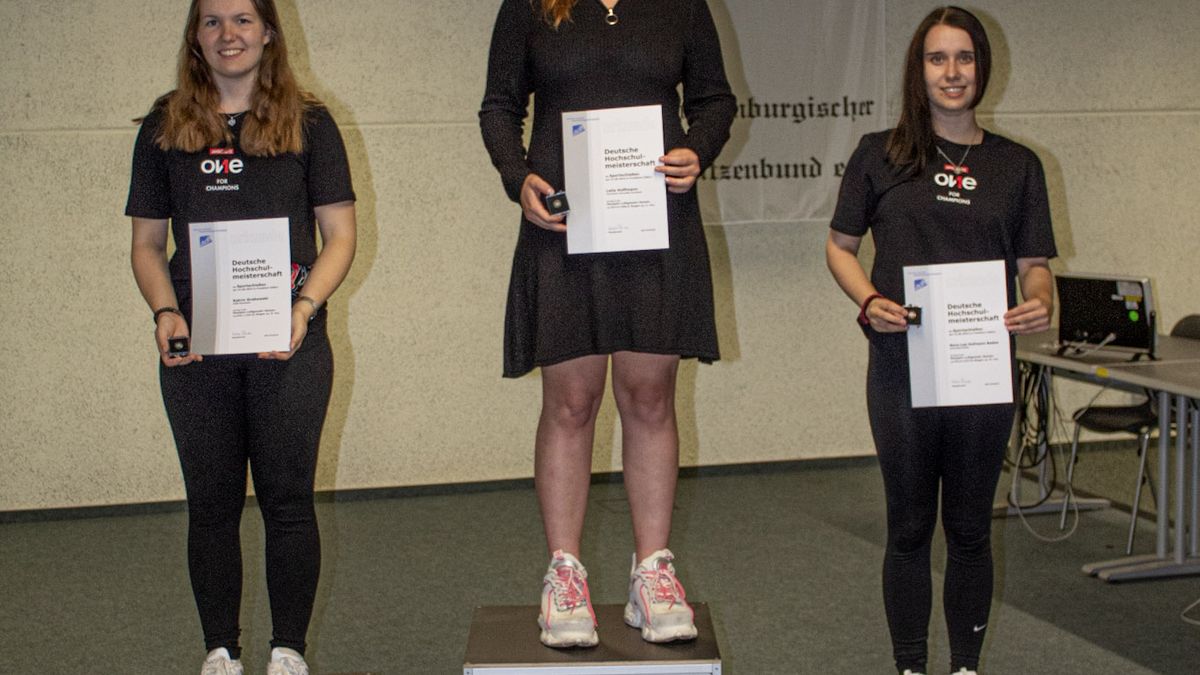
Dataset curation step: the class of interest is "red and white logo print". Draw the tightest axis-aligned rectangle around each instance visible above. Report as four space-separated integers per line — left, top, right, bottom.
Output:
200 157 243 175
933 163 977 205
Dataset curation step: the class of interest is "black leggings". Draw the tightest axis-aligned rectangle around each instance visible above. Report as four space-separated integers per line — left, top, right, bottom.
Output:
867 341 1012 674
160 320 332 657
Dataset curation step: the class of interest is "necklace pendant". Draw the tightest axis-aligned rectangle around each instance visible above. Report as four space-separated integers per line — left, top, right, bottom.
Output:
227 116 237 128
605 8 618 25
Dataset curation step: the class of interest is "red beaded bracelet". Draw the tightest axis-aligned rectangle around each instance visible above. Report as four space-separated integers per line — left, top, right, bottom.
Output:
857 293 885 327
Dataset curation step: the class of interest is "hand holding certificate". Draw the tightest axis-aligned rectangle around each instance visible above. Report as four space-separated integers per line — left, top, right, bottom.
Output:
188 217 292 355
561 104 669 254
904 260 1013 407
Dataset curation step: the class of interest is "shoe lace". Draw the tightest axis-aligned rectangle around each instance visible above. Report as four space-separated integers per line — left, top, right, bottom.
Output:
548 564 596 622
202 652 240 675
202 661 237 675
637 557 687 607
271 654 307 675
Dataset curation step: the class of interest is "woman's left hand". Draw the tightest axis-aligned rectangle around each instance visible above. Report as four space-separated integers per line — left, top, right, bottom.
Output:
1004 297 1051 335
258 303 312 360
656 148 701 194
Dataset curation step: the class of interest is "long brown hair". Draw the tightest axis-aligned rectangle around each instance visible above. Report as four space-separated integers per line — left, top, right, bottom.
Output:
150 0 316 156
886 6 991 176
535 0 579 28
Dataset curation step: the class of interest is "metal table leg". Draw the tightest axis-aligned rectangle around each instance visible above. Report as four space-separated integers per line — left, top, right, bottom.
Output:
1094 392 1200 581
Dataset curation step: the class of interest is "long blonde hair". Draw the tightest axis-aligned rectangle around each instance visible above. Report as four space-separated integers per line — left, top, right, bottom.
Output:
149 0 316 156
536 0 579 28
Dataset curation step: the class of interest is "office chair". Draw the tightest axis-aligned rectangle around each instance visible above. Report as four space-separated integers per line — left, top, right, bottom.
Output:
1059 314 1200 554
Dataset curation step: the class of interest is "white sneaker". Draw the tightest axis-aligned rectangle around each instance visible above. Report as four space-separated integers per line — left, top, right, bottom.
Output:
538 550 599 648
901 671 927 675
623 548 698 643
267 647 309 675
952 670 978 675
200 648 243 675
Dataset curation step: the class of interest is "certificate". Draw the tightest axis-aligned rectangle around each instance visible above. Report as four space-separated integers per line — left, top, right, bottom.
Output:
188 217 292 355
561 104 669 254
904 260 1013 407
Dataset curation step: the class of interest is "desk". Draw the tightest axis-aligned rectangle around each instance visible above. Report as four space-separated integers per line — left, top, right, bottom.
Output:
1016 333 1200 581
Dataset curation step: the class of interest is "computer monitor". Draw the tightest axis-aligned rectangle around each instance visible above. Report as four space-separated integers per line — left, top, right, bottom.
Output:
1056 272 1156 357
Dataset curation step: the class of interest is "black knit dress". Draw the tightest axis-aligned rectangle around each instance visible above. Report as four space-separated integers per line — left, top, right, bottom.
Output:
479 0 736 377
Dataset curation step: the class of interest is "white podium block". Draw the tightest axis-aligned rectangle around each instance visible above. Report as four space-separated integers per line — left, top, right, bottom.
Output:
463 603 721 674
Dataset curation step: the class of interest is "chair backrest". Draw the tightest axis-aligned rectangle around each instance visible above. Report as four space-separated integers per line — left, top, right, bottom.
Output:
1171 314 1200 339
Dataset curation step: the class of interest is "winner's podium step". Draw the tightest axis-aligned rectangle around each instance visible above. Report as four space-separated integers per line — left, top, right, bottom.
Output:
463 603 721 674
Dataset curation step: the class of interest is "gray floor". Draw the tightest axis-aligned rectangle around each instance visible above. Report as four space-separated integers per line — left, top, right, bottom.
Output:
2 458 1198 674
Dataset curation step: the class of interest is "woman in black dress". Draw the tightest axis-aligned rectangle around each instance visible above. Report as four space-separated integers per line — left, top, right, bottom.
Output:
827 7 1055 674
127 1 356 672
480 0 735 648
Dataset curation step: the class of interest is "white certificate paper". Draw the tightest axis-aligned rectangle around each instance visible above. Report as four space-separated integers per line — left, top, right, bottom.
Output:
561 104 669 254
904 260 1013 407
188 217 291 355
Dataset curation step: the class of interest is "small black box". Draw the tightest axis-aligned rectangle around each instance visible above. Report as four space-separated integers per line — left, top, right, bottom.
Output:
904 306 922 326
543 191 570 215
168 336 190 357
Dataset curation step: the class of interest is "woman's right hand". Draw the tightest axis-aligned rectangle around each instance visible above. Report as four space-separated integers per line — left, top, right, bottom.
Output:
864 295 910 333
519 173 567 233
155 311 202 367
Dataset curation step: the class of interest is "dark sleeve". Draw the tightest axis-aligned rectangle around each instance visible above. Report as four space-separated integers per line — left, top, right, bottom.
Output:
679 0 737 171
829 134 878 237
478 0 534 203
125 111 170 219
1013 148 1057 259
305 107 356 207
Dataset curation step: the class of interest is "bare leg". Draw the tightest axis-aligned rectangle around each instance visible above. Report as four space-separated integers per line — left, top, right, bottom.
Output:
536 355 610 557
611 351 681 561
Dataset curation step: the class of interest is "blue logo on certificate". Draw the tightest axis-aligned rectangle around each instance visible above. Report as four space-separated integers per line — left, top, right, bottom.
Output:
572 123 586 136
914 278 927 291
199 235 213 247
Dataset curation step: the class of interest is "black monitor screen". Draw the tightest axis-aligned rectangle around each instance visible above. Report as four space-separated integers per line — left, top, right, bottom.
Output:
1056 274 1154 354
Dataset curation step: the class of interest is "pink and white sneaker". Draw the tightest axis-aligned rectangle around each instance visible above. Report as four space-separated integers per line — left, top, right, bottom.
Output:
623 548 698 642
538 550 599 648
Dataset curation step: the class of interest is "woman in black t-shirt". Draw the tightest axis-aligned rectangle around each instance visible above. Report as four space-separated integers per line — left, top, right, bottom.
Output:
827 7 1055 675
126 1 355 673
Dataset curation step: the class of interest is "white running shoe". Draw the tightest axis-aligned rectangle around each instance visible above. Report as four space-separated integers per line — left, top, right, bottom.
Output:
623 548 698 643
266 647 309 675
952 670 978 675
538 550 599 648
901 671 927 675
200 648 243 675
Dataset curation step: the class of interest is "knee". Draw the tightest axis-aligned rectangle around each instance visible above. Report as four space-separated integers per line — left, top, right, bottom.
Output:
541 387 604 430
187 496 244 529
256 486 316 527
943 517 992 562
613 380 675 427
887 514 937 557
184 476 247 527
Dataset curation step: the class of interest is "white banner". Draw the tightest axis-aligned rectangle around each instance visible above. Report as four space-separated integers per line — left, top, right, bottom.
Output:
700 0 886 225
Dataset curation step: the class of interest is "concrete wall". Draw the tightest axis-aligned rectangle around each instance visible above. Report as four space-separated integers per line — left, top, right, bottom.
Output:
1 0 1196 511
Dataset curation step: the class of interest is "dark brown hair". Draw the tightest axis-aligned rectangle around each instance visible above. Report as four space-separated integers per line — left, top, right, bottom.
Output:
886 6 991 176
149 0 317 156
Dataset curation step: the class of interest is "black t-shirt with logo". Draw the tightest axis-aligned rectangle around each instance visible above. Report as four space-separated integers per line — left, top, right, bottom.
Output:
831 129 1057 329
125 105 355 313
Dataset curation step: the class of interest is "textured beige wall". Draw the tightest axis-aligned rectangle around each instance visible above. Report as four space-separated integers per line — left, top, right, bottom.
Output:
1 1 1196 511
